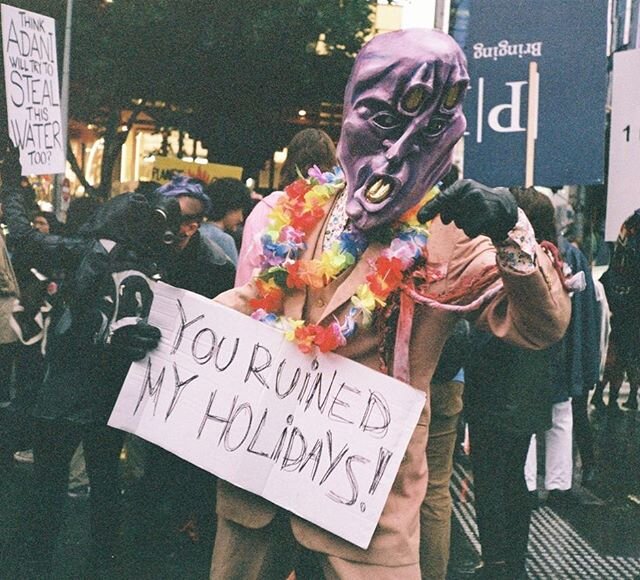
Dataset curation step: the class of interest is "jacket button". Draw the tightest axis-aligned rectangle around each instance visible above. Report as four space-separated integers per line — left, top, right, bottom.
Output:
316 298 325 308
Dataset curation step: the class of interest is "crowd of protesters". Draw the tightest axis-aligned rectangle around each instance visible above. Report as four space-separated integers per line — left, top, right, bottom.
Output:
0 27 638 580
0 129 638 580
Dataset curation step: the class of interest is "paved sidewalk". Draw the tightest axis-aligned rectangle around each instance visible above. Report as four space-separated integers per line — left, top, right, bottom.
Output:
447 390 640 579
1 390 638 579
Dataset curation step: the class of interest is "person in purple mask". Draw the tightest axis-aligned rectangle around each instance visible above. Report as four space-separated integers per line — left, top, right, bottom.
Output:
209 29 570 579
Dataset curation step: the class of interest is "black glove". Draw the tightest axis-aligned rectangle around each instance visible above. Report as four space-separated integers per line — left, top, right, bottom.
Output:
418 179 518 242
0 143 23 191
110 321 161 361
18 269 49 317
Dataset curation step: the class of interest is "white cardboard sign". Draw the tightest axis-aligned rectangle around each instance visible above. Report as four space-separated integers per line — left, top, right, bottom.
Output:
606 49 640 241
109 282 426 549
2 4 65 175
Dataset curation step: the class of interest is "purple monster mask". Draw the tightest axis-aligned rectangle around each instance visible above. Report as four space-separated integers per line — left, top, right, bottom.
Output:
337 29 469 231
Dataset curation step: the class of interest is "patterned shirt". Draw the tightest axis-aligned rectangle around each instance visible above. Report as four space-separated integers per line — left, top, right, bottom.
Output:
322 191 351 251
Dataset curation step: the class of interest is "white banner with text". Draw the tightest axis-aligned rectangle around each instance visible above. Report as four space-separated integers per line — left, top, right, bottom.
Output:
108 282 425 549
606 49 640 241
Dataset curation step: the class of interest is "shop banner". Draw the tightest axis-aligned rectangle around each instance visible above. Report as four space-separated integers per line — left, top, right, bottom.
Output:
151 156 242 184
109 282 426 549
461 0 608 187
1 4 65 175
606 49 640 241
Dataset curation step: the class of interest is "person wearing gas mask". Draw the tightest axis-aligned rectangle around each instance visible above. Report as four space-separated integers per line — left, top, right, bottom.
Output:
207 29 570 579
150 175 236 298
137 175 236 553
0 161 231 576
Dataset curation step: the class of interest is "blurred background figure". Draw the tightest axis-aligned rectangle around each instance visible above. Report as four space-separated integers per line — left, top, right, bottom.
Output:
152 175 236 296
592 209 640 412
202 177 252 265
464 185 600 579
0 218 19 418
6 212 51 465
465 329 552 580
464 189 558 580
235 128 338 286
520 186 600 502
31 212 51 235
18 176 40 217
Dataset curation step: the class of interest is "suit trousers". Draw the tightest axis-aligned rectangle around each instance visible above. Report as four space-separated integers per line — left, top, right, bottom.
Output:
210 513 421 580
419 380 464 580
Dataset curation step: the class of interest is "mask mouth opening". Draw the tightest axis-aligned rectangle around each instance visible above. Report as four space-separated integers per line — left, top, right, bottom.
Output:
364 175 397 204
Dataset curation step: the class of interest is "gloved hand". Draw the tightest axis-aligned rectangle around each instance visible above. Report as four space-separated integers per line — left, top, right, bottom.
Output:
0 143 23 190
110 321 161 361
417 179 518 242
19 270 49 318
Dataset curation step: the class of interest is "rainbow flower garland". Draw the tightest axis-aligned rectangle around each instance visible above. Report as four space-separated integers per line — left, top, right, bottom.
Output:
250 166 430 354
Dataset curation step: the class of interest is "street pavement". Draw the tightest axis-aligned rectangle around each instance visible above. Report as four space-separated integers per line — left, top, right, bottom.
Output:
448 386 640 579
1 388 639 579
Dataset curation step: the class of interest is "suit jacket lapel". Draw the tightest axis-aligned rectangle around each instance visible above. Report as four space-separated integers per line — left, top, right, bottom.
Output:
280 190 386 324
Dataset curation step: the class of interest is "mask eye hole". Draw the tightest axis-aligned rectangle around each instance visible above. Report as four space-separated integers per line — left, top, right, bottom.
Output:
442 83 465 110
401 86 427 113
424 116 449 137
371 111 401 130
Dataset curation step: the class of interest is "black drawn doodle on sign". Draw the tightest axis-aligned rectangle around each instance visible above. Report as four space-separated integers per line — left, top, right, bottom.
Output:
171 299 205 355
165 363 198 421
134 358 166 416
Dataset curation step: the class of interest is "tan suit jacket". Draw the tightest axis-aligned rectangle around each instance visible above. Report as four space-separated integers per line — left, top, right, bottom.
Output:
214 205 570 566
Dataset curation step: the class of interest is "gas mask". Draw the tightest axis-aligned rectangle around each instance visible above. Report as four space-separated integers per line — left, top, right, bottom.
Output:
150 195 183 246
337 29 469 231
80 192 183 249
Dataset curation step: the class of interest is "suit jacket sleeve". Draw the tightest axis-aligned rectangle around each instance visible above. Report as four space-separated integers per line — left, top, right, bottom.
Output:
444 228 571 350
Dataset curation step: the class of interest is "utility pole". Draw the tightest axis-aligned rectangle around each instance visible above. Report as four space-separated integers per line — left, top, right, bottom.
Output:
54 0 73 221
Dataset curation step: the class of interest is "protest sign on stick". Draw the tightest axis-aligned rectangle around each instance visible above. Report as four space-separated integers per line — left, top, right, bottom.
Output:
606 49 640 241
2 4 65 175
109 282 426 549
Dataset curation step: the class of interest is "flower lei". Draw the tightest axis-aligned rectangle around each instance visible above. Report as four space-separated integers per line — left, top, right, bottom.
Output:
250 165 430 354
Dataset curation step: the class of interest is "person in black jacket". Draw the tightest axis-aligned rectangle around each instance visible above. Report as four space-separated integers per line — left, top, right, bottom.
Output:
465 186 558 580
1 152 233 577
466 331 552 580
2 189 163 577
